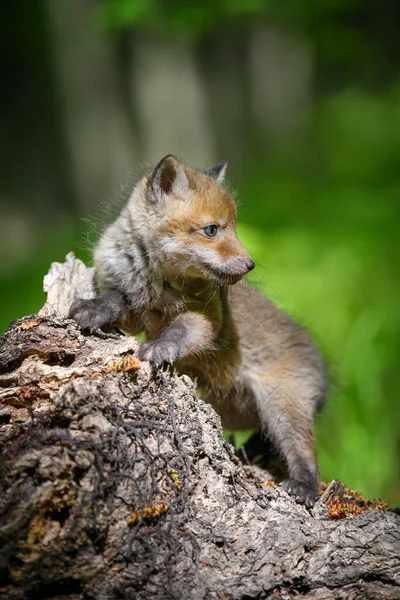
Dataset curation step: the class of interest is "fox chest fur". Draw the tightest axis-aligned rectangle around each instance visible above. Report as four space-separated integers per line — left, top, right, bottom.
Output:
120 276 242 393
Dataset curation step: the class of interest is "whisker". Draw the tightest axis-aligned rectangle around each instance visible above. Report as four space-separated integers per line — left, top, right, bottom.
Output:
202 284 220 313
254 263 270 274
196 280 215 296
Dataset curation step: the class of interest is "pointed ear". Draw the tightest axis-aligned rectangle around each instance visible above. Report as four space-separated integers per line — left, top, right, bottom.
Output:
204 162 227 183
149 155 189 201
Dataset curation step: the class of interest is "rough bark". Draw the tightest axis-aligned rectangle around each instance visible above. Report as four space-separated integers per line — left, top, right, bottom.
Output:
0 253 399 600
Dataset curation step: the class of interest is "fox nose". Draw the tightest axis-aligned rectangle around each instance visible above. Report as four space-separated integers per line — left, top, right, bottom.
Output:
246 259 255 272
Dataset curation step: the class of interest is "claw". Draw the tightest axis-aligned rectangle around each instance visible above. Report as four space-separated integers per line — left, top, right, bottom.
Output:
139 341 178 366
281 478 317 508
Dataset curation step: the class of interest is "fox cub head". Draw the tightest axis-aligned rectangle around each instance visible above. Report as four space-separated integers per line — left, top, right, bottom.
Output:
133 155 254 285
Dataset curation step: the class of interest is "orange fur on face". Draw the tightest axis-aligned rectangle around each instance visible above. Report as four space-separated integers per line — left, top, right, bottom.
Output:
159 169 250 274
166 170 236 227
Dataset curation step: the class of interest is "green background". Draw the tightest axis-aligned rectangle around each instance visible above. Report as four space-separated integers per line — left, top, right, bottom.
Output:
1 0 399 503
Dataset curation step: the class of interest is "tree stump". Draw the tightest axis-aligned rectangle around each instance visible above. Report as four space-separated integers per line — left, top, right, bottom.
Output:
0 253 399 600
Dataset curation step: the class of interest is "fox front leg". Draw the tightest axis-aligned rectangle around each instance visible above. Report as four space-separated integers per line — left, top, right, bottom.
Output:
139 312 216 366
69 288 128 331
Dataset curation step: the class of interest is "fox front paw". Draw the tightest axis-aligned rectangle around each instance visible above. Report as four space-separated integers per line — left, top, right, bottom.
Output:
69 298 109 331
139 341 179 366
280 478 317 508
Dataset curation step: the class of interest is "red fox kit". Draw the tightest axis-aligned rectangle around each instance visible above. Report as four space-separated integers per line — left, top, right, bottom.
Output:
70 155 327 507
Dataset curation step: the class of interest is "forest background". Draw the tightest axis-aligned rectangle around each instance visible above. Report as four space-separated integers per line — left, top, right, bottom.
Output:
1 0 399 503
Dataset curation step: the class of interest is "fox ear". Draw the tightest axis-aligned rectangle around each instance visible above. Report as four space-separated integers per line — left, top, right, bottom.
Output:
150 155 188 201
204 162 227 183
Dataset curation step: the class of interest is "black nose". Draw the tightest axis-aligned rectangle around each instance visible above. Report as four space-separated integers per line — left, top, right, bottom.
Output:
246 259 255 272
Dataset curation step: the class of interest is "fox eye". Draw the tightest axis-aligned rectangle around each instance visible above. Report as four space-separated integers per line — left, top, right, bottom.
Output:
203 224 218 237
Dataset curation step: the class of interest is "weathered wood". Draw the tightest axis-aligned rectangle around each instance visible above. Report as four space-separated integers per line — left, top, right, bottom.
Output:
0 254 399 600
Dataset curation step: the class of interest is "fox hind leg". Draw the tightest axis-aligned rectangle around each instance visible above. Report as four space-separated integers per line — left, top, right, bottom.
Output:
252 382 320 507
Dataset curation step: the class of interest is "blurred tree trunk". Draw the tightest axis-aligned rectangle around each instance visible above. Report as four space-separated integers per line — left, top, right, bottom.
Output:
197 30 252 174
0 254 399 600
47 0 136 212
132 33 215 168
248 24 313 138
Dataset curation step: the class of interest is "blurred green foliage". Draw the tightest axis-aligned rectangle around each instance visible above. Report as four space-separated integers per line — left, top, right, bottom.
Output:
237 87 400 503
96 0 360 35
97 0 271 34
1 85 399 503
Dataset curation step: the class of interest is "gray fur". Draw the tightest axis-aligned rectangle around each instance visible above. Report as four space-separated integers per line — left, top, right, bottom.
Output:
204 162 227 183
69 157 327 507
69 288 127 331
